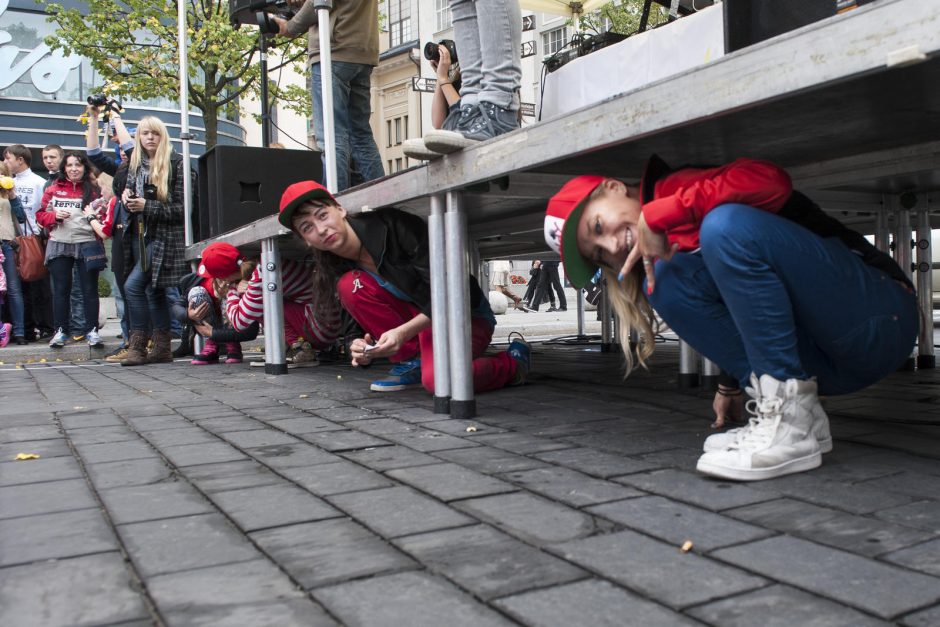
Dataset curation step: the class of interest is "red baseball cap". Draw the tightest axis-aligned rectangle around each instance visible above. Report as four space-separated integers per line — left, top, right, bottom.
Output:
198 242 243 279
544 175 605 289
279 180 337 230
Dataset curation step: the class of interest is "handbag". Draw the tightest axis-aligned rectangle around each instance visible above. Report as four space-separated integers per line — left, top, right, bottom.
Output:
80 240 108 273
13 220 48 282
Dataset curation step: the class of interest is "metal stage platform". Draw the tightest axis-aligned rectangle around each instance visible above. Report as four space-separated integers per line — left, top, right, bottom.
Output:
188 0 940 417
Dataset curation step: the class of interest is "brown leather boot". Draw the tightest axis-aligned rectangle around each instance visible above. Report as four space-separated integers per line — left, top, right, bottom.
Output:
147 329 174 364
120 331 150 367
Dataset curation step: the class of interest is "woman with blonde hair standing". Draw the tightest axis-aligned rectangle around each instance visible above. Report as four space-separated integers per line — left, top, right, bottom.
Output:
119 116 188 366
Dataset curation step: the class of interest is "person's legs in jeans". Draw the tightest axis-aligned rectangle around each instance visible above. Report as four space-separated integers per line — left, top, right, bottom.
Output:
346 63 385 185
1 242 24 338
124 244 152 333
75 258 100 335
165 286 182 336
475 0 521 110
145 282 170 332
449 0 482 107
311 62 352 191
69 265 86 336
46 256 75 333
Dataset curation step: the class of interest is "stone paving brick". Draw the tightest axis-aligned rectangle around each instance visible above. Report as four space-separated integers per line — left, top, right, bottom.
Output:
251 518 417 589
65 425 140 445
190 415 263 433
0 437 73 460
300 429 391 452
58 412 125 429
379 428 480 453
344 417 415 435
495 578 701 627
421 418 508 437
379 406 446 424
500 466 644 508
219 429 301 449
455 492 597 544
280 459 393 496
123 414 191 431
0 424 61 443
147 559 336 626
0 508 116 566
588 495 775 552
387 463 517 502
340 445 439 471
874 501 940 533
712 536 940 619
795 511 937 557
394 524 586 600
140 427 220 448
614 468 778 511
182 460 283 494
564 432 686 456
328 486 475 539
882 538 940 577
247 442 340 468
314 570 514 627
533 447 662 479
0 552 149 626
209 483 340 532
72 439 159 464
85 457 174 490
901 604 940 627
750 473 918 514
0 455 82 486
433 446 550 475
859 472 940 500
0 478 97 520
160 441 248 467
0 411 52 427
470 431 573 455
118 513 261 578
725 497 844 533
314 406 379 422
553 528 767 609
266 416 346 435
686 584 891 627
100 481 215 525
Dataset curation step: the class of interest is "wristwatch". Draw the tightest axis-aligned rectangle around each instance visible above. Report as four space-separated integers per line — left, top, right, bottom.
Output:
84 215 98 224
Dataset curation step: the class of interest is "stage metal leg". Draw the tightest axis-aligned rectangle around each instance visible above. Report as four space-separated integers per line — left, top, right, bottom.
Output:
701 357 719 391
600 281 613 352
679 339 700 388
576 289 585 338
445 191 475 419
915 197 935 369
892 198 916 371
260 238 287 375
428 194 451 413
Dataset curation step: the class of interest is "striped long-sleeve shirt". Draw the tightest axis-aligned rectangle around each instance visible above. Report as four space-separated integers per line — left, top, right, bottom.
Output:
226 259 339 347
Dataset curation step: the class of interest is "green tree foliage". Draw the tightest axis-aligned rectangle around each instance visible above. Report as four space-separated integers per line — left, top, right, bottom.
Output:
42 0 310 149
578 0 670 35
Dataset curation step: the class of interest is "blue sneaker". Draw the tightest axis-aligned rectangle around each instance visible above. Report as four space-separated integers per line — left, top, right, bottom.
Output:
370 358 422 392
49 328 67 348
507 333 530 386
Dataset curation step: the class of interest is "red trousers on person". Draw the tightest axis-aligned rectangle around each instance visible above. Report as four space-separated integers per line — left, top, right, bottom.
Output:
282 301 332 348
337 270 518 393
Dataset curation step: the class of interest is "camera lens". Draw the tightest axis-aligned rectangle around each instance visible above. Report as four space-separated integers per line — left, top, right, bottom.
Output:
423 41 440 62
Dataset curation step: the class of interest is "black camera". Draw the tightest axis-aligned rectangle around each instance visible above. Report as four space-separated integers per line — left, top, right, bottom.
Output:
229 0 296 35
423 39 458 64
87 93 108 107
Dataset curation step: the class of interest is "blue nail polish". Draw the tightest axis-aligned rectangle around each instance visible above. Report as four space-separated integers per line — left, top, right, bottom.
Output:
617 272 624 282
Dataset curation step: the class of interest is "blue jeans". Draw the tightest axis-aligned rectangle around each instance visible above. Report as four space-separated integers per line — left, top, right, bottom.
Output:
124 243 169 333
165 287 182 335
449 0 522 110
47 255 99 335
311 60 385 191
649 204 919 396
69 264 86 334
1 241 24 337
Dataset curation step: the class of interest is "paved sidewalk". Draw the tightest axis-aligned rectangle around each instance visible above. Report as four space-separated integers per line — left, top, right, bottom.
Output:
1 343 938 626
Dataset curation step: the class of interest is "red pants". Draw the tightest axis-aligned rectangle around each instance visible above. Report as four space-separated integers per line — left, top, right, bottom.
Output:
337 270 517 393
282 301 331 349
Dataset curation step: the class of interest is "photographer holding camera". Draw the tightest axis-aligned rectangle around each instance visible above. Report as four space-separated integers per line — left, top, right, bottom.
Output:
272 0 385 192
403 42 462 160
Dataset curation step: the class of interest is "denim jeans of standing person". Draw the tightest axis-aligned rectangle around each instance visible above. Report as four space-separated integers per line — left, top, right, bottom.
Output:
47 256 99 336
311 61 385 191
165 286 182 336
449 0 522 111
69 265 87 335
124 243 170 333
648 204 919 396
1 241 24 337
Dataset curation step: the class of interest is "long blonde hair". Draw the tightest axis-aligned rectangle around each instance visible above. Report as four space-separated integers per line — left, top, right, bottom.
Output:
129 116 172 201
586 184 658 375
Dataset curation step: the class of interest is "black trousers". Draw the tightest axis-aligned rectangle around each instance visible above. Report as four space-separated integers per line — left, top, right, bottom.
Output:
531 263 566 311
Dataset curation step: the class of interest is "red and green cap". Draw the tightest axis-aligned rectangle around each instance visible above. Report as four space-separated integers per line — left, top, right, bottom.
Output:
543 175 605 289
278 180 337 230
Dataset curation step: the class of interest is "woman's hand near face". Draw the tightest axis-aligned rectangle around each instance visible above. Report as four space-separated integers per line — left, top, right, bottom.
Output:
122 189 145 213
435 46 452 83
187 301 209 322
349 334 376 367
617 213 678 294
236 280 250 295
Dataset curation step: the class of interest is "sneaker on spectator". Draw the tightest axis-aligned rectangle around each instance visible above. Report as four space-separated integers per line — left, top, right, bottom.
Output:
71 333 85 342
86 328 103 348
49 328 67 348
192 339 220 365
370 358 422 392
288 340 319 365
696 374 823 481
422 104 482 154
506 332 531 386
402 138 441 161
462 101 520 142
0 323 11 348
223 342 243 364
105 346 129 363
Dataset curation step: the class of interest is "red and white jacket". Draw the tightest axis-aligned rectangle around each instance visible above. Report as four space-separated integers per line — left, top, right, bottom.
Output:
36 179 99 244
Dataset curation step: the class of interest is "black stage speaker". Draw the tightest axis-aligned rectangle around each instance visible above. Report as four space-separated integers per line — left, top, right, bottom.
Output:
724 0 875 53
197 145 322 240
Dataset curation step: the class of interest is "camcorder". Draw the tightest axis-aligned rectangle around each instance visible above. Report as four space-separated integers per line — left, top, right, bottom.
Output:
423 39 458 64
229 0 297 35
87 94 123 114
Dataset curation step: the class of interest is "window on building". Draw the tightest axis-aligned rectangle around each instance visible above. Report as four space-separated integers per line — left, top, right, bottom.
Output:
388 0 412 48
542 26 569 56
404 115 409 140
395 157 403 172
388 159 393 172
394 117 402 145
435 0 452 32
386 120 392 147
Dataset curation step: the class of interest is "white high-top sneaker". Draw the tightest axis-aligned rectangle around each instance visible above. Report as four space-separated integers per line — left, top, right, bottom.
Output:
703 375 832 454
696 374 823 481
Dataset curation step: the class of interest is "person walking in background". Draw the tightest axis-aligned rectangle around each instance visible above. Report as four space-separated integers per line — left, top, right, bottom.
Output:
530 259 567 312
274 0 385 191
0 164 26 344
489 259 527 311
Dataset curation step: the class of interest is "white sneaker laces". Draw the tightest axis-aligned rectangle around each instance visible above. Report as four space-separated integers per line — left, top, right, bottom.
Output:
730 396 783 449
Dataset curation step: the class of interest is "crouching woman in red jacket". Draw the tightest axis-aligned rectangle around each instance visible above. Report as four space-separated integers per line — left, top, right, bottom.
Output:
545 156 917 481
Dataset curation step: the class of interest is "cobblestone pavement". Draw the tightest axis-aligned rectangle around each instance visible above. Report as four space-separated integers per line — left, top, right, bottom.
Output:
1 343 938 626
